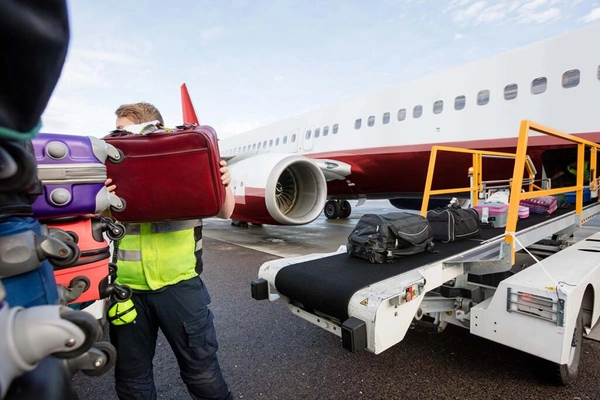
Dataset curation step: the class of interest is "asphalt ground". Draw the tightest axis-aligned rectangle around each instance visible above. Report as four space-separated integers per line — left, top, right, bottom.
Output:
71 201 600 399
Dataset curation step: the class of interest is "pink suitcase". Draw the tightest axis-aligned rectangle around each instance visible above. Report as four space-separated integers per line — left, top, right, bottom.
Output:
473 202 509 228
520 196 557 215
518 205 529 219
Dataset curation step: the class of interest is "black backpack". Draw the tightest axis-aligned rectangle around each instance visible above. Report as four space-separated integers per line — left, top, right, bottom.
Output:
347 212 435 263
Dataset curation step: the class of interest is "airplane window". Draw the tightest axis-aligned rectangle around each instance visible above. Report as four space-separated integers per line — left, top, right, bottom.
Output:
269 139 273 147
355 119 362 129
368 116 375 127
263 140 267 148
454 96 466 110
531 77 547 94
598 65 600 80
413 105 423 118
291 133 296 143
562 69 580 88
382 112 390 124
397 108 406 121
252 143 256 150
433 100 443 114
477 90 490 106
283 136 288 144
333 124 339 134
275 138 279 146
323 126 329 136
315 128 320 138
504 84 518 100
257 142 261 149
305 130 312 139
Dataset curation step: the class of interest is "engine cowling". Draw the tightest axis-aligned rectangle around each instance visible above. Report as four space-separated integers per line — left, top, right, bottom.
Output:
227 153 327 225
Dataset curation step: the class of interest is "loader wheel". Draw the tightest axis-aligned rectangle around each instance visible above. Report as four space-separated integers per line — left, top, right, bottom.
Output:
53 309 103 359
82 341 117 377
531 308 583 385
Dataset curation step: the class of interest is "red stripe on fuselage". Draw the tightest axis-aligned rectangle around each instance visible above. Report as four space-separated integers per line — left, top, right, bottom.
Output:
306 131 600 197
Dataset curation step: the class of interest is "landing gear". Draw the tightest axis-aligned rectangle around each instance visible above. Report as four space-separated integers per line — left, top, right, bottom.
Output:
324 200 352 219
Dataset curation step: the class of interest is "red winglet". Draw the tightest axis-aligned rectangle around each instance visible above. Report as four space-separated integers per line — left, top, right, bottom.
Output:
181 83 199 125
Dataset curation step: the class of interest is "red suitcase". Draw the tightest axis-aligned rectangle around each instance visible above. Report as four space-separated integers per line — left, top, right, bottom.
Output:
102 125 225 223
47 215 126 303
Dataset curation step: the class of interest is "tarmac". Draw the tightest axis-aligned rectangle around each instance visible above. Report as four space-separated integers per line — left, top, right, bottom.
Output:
72 200 600 399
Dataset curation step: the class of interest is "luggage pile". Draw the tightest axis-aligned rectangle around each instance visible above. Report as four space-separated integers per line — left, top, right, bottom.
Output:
347 212 435 263
1 132 123 395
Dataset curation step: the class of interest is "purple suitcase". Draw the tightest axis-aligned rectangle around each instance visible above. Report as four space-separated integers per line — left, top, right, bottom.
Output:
31 133 125 219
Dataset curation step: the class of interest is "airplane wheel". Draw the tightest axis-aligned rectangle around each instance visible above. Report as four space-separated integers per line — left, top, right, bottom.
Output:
340 200 352 218
324 201 341 219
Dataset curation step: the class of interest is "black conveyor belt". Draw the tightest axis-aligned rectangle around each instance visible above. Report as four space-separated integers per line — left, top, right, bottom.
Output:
275 207 576 323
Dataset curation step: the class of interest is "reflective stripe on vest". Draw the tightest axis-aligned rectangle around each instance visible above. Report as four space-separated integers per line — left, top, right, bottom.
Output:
116 219 203 291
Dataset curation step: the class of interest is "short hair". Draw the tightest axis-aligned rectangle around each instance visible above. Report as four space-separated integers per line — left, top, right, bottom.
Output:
115 102 164 125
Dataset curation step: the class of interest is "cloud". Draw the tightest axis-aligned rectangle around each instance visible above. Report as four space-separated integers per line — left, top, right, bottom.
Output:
453 33 465 40
476 4 508 23
452 1 487 23
446 0 568 25
517 7 561 23
274 76 285 82
580 7 600 22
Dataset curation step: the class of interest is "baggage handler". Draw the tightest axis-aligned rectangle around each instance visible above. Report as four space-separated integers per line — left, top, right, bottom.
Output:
109 102 235 400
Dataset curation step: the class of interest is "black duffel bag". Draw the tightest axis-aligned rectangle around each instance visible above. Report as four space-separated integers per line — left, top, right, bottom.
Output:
426 205 480 243
347 212 435 264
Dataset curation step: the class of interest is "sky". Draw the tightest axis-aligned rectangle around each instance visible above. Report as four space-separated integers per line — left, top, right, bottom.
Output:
42 0 600 139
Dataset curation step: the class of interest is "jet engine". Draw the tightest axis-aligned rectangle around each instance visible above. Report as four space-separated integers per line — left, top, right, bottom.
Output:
227 153 327 225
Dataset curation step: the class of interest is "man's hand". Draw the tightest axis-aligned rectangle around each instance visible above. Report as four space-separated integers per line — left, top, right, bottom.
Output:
105 178 116 193
219 160 230 187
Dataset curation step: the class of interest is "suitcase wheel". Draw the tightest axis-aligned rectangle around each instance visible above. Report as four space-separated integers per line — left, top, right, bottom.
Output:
82 341 117 377
107 148 125 164
112 284 133 301
110 197 126 213
69 276 91 294
48 240 81 269
106 222 126 241
52 309 103 359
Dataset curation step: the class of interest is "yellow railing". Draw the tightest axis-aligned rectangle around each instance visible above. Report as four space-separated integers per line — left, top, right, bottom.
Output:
504 120 599 263
419 147 537 215
420 120 600 265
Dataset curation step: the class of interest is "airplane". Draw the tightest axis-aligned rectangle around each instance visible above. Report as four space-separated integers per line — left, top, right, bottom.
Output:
190 23 600 226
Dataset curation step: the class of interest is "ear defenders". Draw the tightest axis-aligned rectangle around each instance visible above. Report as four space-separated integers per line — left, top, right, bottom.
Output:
107 299 137 325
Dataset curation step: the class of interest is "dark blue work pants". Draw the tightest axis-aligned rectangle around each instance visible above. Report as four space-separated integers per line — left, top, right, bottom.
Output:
109 276 232 400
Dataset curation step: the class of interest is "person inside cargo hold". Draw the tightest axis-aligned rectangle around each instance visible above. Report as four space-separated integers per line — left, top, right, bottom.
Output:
108 101 235 400
551 159 590 187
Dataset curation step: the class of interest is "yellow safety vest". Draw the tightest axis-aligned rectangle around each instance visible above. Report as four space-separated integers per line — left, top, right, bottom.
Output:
116 219 203 291
567 160 590 182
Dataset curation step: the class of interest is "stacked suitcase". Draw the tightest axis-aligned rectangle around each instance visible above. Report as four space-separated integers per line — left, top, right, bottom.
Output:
31 133 129 305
